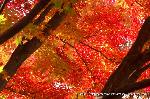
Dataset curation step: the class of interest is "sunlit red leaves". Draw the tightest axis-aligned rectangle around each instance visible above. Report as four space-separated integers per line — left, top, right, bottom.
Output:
4 65 73 98
0 0 39 34
76 4 141 37
5 0 39 13
73 0 150 94
1 0 150 98
75 0 148 65
55 45 92 89
124 0 135 5
137 68 150 92
0 89 27 98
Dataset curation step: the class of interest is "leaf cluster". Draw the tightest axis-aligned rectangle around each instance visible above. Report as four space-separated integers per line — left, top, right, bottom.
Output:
0 14 6 25
52 0 77 14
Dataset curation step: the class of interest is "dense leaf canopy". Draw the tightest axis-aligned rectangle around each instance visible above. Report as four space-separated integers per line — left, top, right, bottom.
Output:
0 0 150 98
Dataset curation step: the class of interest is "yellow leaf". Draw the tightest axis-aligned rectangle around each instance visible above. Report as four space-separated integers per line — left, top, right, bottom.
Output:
115 0 129 8
0 14 7 24
0 66 4 73
0 95 6 99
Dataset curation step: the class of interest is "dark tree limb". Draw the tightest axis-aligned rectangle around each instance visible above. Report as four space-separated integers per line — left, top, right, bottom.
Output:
33 3 54 25
102 16 150 93
3 38 42 76
121 50 150 83
118 79 150 93
0 0 51 45
4 5 58 74
0 2 55 90
128 63 150 83
102 79 150 99
0 0 9 14
43 11 66 36
0 11 66 91
0 37 42 91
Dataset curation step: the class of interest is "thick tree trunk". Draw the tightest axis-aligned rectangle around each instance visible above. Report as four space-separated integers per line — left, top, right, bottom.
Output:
102 17 150 99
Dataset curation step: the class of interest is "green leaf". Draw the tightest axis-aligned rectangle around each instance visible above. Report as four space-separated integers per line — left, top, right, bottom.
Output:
0 14 7 24
15 36 22 46
64 5 76 15
64 5 72 13
54 1 62 8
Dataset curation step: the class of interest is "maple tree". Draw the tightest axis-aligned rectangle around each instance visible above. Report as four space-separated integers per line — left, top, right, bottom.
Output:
0 0 150 98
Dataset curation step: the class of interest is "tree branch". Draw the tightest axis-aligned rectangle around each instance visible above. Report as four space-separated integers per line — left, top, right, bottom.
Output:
79 41 118 63
128 63 150 82
0 0 9 14
57 37 91 71
0 0 51 45
0 37 42 90
117 79 150 93
102 79 150 99
0 11 66 91
102 16 150 93
118 49 150 84
55 37 102 90
33 3 54 25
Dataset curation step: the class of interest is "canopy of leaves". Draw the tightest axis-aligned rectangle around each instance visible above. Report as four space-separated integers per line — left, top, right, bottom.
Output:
0 0 150 98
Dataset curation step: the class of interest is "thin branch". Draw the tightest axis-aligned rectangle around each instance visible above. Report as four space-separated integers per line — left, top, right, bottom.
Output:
134 0 143 7
0 0 9 13
55 37 100 89
0 0 51 45
51 36 88 66
79 41 118 63
57 37 91 71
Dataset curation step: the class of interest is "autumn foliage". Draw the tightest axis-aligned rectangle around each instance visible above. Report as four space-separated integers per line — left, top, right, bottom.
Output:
0 0 150 98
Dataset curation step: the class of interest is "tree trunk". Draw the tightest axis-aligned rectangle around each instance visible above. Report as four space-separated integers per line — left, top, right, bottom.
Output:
102 17 150 98
0 11 66 91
